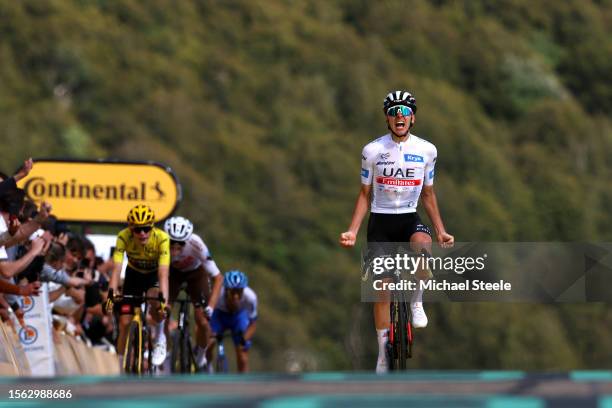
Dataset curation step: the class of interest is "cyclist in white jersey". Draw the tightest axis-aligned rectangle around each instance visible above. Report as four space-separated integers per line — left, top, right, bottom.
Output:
340 90 454 373
164 216 223 368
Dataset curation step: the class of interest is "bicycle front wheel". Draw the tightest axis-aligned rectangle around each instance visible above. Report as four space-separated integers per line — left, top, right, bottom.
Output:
182 332 196 373
215 355 228 373
124 321 142 375
397 297 409 369
390 292 409 370
171 330 181 373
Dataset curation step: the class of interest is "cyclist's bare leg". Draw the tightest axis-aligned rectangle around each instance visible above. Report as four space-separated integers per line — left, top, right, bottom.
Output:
146 286 168 365
194 306 211 347
409 232 432 328
374 288 391 330
205 335 216 362
410 232 433 279
374 279 391 372
236 346 249 373
117 314 133 356
146 287 164 323
164 276 183 349
187 267 212 349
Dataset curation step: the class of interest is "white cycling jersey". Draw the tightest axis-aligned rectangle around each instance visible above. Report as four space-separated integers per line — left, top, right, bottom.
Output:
361 133 437 214
216 286 258 320
170 233 221 277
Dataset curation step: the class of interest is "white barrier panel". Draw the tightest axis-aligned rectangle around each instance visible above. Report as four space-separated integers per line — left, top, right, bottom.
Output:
0 322 18 375
19 284 55 376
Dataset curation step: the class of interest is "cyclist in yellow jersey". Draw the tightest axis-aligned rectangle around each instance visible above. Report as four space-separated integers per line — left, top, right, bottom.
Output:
107 204 170 368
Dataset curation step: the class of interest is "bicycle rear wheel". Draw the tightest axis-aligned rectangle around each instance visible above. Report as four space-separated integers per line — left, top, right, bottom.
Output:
124 321 142 375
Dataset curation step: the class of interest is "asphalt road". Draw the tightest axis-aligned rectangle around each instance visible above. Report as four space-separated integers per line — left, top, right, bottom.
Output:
0 371 611 407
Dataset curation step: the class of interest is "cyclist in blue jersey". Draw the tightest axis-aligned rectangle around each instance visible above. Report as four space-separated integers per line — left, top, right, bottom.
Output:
208 270 257 373
340 90 454 373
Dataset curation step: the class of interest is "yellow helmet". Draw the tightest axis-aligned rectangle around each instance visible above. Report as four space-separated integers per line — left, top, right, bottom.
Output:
127 204 155 226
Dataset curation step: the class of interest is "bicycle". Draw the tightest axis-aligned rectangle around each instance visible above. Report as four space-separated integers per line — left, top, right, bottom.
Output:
170 294 198 374
387 277 413 370
214 333 229 373
108 290 165 375
385 248 431 370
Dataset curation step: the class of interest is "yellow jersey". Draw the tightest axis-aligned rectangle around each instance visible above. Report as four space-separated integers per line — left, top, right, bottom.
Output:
113 227 170 273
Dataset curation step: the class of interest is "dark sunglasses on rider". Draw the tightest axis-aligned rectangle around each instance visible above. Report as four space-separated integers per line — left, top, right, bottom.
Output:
170 240 186 246
386 105 413 117
132 226 152 234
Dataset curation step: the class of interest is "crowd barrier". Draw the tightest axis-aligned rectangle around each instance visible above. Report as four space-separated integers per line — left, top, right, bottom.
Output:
0 321 29 376
0 320 119 376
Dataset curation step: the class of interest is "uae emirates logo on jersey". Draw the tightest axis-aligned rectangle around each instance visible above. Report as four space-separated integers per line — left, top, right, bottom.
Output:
376 177 421 186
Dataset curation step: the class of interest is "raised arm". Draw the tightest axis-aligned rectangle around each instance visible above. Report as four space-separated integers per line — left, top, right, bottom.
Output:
340 184 372 247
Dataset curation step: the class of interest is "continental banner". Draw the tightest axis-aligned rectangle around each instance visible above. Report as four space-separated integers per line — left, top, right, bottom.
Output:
17 159 181 223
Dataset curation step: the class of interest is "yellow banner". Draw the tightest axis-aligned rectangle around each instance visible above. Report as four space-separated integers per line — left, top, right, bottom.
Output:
17 160 181 223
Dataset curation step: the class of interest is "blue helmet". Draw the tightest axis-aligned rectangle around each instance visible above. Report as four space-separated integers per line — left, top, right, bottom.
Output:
224 270 248 289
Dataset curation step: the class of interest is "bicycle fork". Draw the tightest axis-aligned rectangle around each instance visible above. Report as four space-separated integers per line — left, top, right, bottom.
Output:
124 309 143 375
123 308 143 375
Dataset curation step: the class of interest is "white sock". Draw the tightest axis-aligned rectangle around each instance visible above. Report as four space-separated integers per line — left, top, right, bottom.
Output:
411 286 423 304
156 320 166 344
376 329 388 360
118 354 124 369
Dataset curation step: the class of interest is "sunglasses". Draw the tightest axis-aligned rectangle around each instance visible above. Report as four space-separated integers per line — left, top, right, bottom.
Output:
386 105 413 117
170 240 186 246
132 226 152 234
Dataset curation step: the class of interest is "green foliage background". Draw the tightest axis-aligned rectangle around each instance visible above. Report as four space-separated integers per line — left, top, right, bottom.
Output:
1 0 611 371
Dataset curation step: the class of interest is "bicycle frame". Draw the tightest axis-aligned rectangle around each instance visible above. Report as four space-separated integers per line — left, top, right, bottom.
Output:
215 333 229 373
388 285 412 370
171 297 198 373
126 307 144 374
386 261 420 370
115 293 162 375
176 298 189 332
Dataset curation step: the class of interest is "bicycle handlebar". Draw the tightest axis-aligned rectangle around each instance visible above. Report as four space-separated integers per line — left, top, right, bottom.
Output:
108 289 166 303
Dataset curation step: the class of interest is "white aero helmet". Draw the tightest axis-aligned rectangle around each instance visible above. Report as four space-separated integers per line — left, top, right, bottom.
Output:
164 216 194 242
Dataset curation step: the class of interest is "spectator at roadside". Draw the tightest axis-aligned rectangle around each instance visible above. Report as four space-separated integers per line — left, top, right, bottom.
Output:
0 159 52 249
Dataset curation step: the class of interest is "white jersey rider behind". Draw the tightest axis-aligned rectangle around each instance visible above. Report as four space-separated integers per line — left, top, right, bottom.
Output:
164 216 224 370
169 231 221 278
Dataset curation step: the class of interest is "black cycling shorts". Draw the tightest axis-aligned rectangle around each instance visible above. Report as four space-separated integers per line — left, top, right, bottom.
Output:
169 266 210 307
365 212 431 280
367 212 431 242
119 265 159 311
